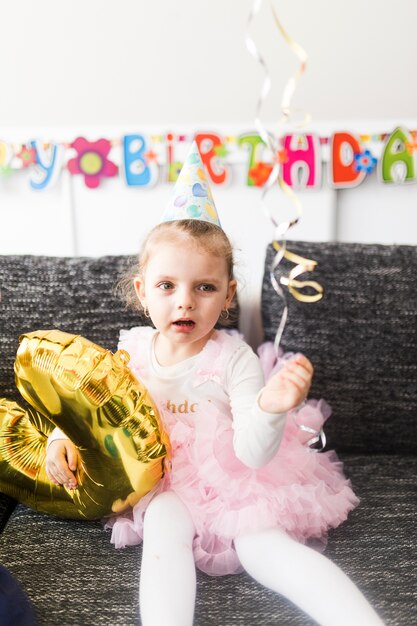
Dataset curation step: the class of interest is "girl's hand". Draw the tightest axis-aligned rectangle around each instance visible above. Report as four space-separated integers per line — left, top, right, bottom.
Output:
259 354 314 414
45 439 80 490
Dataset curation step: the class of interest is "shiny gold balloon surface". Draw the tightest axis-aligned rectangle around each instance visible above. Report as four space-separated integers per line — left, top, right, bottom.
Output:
0 330 169 520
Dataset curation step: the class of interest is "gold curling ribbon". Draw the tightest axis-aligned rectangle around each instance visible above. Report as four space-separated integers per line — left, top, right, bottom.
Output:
273 241 323 303
247 1 325 451
246 0 323 347
270 4 310 127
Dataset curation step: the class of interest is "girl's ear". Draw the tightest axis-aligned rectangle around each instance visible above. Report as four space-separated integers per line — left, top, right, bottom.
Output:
225 279 237 308
133 276 146 307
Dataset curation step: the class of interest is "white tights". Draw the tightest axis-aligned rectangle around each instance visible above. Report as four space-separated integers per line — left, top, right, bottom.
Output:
139 491 385 626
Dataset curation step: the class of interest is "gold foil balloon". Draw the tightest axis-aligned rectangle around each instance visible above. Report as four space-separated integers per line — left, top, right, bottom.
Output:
0 329 169 520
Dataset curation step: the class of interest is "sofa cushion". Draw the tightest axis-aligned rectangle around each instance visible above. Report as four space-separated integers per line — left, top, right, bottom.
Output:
261 242 417 454
0 453 414 625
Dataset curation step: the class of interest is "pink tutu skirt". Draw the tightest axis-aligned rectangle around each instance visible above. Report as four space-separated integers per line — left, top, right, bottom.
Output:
105 342 359 576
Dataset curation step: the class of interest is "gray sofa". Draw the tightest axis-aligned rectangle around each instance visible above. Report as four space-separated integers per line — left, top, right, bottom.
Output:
0 242 416 626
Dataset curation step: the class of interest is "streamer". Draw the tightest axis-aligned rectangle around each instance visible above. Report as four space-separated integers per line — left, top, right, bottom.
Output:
246 0 325 450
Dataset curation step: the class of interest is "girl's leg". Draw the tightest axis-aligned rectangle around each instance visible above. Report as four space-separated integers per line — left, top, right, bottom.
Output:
234 528 385 626
140 491 196 626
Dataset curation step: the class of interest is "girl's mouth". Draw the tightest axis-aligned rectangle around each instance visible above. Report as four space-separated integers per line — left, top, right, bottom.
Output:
173 319 196 331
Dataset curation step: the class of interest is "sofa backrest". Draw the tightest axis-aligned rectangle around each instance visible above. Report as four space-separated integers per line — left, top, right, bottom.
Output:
261 241 417 455
1 249 415 456
0 254 238 404
0 255 144 402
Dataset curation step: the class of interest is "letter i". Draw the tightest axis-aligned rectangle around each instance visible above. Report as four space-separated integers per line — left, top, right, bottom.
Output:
166 133 183 183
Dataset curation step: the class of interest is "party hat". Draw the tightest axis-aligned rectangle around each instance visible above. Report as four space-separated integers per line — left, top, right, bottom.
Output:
161 141 221 226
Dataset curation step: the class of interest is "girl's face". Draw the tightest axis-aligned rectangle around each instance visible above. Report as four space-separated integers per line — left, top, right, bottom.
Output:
134 239 236 361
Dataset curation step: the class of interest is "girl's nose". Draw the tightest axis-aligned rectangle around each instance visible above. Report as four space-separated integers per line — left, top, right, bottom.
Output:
177 288 195 310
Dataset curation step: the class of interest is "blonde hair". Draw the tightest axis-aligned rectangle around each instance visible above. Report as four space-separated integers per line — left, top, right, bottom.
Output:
117 220 236 320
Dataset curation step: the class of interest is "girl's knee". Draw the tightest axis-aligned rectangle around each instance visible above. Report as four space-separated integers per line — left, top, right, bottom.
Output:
145 491 183 518
143 491 195 544
235 527 285 550
234 528 297 566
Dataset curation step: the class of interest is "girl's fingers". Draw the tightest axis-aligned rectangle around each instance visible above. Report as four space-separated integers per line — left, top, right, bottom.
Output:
45 467 56 484
282 364 312 386
46 466 62 486
66 447 79 472
280 371 311 394
292 354 314 374
46 460 77 488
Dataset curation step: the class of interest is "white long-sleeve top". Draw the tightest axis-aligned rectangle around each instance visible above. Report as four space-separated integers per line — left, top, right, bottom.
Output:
47 328 287 469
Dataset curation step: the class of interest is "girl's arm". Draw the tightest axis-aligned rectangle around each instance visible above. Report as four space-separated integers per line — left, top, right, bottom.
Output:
228 347 312 469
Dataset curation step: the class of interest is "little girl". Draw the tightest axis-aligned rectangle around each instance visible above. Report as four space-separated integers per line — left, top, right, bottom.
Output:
46 143 385 626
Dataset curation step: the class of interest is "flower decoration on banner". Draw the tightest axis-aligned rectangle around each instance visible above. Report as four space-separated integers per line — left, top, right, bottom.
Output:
144 148 158 164
405 138 417 155
277 148 289 164
249 162 273 187
0 142 12 176
17 146 37 169
213 143 229 159
168 162 183 183
0 165 13 177
67 137 118 188
354 149 377 174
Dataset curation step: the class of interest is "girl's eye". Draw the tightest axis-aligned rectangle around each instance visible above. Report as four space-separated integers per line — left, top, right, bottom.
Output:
157 282 173 290
198 284 216 292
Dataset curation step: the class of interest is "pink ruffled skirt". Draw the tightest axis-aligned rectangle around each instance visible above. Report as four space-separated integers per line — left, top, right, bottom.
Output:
105 343 359 576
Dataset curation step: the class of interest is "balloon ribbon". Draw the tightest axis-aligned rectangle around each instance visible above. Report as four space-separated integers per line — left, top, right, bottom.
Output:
247 0 325 451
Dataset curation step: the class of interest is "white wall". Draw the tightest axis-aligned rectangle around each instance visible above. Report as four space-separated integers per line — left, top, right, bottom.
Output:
1 1 417 345
1 0 416 124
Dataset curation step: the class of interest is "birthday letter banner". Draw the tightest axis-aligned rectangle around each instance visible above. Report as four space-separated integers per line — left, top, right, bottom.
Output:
0 128 416 191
